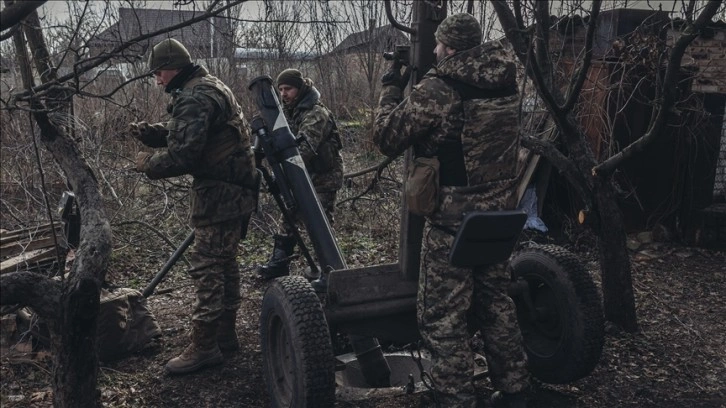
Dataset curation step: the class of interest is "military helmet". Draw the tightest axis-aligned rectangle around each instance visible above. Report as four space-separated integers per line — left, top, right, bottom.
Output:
434 13 482 51
148 38 192 71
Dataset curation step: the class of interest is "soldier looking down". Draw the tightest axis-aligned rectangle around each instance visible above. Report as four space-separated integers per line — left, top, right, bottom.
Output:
257 68 344 280
129 38 258 375
373 13 530 408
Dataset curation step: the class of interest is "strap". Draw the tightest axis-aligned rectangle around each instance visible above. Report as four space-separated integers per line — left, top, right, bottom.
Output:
439 77 518 100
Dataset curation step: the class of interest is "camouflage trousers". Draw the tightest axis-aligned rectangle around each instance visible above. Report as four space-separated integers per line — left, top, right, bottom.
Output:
280 190 337 236
188 217 244 323
418 224 530 407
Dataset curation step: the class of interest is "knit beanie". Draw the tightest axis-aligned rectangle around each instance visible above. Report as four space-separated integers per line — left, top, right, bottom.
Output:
434 13 482 51
276 68 305 89
148 38 192 71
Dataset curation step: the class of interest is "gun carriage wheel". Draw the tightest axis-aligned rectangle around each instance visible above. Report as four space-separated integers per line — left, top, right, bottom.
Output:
260 276 336 408
509 244 605 384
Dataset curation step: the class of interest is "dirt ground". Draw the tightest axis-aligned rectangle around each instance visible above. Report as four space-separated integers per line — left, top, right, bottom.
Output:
1 233 724 408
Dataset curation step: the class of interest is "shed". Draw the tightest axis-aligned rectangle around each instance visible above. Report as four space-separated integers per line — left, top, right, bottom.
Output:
541 9 726 247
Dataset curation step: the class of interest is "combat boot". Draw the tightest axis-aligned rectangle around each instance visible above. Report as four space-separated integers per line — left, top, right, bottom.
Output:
216 310 239 352
490 391 527 408
165 321 223 375
257 234 296 280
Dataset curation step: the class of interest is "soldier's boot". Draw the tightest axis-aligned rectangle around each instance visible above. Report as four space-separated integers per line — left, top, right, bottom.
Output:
216 310 239 352
257 234 296 280
490 391 527 408
165 321 223 375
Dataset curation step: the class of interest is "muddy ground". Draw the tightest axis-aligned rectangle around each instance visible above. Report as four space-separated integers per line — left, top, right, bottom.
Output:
1 230 724 408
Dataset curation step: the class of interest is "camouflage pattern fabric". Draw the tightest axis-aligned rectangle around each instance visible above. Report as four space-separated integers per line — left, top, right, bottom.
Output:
279 85 343 235
188 218 245 323
373 40 529 405
420 224 529 407
284 85 344 193
434 13 482 52
138 65 258 227
135 65 256 325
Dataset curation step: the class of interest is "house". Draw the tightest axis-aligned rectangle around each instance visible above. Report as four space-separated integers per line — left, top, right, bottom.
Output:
332 24 409 55
87 7 235 70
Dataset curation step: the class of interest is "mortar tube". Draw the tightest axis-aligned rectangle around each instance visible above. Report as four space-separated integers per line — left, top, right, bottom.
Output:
248 75 392 388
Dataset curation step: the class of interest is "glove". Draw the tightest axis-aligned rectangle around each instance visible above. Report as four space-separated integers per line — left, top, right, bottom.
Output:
128 121 152 143
135 152 152 173
381 61 412 90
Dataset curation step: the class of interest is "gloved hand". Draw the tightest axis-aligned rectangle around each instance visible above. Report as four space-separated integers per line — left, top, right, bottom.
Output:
381 61 412 90
135 151 152 173
128 121 151 142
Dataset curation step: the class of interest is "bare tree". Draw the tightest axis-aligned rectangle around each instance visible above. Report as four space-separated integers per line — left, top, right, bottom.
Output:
491 0 724 331
0 1 245 406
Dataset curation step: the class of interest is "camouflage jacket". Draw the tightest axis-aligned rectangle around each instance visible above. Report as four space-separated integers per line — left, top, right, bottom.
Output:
138 65 257 227
373 41 521 226
284 86 344 193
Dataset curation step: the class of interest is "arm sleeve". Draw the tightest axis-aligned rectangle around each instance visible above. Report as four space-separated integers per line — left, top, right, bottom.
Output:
296 106 330 166
372 80 450 158
139 122 169 148
143 92 217 180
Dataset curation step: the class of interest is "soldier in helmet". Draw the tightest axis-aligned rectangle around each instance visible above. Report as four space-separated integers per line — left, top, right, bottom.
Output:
373 13 530 408
129 38 258 375
256 68 344 280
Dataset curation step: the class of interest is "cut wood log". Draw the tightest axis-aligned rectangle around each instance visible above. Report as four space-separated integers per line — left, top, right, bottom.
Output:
0 236 59 258
0 247 57 274
0 224 61 245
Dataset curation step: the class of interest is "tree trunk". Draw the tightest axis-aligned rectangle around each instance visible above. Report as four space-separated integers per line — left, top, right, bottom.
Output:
6 8 110 407
594 180 639 332
52 279 102 407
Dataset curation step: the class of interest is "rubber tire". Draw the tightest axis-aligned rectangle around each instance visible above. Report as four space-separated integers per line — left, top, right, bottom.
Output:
260 276 335 408
510 244 604 384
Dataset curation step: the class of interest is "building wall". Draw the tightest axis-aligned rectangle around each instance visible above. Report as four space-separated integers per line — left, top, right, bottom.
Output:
716 103 726 200
669 26 726 94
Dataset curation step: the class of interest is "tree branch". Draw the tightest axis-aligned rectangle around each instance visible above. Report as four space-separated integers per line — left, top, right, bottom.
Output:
521 135 592 205
593 0 722 177
563 0 602 113
0 0 46 32
0 272 61 320
491 0 563 117
11 0 245 102
343 156 395 179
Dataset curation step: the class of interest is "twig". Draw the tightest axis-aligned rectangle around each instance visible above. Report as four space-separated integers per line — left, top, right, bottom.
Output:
112 220 192 268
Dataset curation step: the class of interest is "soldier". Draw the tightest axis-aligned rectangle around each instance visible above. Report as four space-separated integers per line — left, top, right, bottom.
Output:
373 13 530 408
129 38 258 375
257 68 344 280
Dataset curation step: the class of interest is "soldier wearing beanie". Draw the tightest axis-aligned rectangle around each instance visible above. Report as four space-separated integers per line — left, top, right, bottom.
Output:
128 38 259 376
373 13 529 408
256 68 344 280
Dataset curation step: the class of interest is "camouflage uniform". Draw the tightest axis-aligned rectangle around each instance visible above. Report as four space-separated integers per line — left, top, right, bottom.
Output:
282 83 344 230
137 64 257 324
373 28 530 407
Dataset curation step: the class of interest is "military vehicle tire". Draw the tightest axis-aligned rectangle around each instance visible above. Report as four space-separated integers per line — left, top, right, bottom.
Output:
260 276 335 407
510 244 604 384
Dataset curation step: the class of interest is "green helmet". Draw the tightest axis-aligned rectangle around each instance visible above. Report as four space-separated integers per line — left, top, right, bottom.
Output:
434 13 482 51
147 38 192 71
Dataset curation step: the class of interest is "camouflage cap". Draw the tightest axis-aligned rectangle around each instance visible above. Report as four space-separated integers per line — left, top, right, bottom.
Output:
434 13 482 51
148 38 192 71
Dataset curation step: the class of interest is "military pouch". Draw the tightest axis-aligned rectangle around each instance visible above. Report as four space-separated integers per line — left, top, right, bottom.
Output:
405 156 440 216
